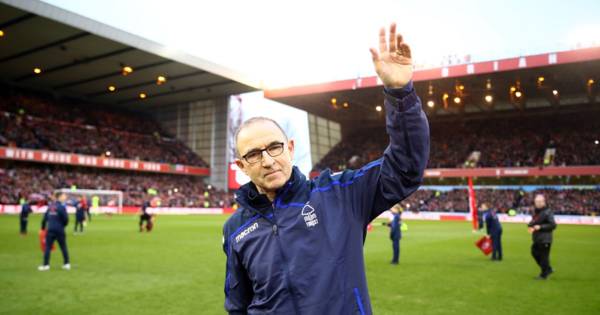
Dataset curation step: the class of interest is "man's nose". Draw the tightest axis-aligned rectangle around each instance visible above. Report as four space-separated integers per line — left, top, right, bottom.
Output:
261 151 275 167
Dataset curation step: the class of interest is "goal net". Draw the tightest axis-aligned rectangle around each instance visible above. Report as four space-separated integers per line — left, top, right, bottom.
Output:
54 188 124 214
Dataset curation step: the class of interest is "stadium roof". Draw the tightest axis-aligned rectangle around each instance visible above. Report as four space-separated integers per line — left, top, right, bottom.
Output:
265 48 600 124
0 1 257 110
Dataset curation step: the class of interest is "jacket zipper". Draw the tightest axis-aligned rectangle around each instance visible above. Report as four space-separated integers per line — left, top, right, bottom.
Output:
271 183 301 314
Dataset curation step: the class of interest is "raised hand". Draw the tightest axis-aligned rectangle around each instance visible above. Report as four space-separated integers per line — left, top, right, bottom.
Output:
369 23 413 89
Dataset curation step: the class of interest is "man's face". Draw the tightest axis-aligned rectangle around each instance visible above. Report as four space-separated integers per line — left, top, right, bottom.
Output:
58 193 67 203
236 121 295 196
534 195 546 209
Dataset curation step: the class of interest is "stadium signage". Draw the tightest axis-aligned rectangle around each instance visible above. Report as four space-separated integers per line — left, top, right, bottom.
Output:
420 167 600 178
377 211 600 226
501 169 529 176
316 166 600 180
0 146 209 176
265 46 600 98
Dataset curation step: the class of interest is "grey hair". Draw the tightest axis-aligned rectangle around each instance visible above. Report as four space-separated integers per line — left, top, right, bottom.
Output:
234 117 288 157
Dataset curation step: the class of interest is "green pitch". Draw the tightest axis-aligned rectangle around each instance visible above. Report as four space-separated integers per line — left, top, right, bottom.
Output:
1 215 599 314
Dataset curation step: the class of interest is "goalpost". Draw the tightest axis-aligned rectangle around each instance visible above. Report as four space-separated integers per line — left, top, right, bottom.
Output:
54 188 124 214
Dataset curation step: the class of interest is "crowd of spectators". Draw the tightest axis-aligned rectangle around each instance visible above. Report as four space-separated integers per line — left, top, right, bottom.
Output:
2 86 599 215
0 87 208 167
313 111 600 171
0 162 233 208
2 160 597 214
400 187 600 216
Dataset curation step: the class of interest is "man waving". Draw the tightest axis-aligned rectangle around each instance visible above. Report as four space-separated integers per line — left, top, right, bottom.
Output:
223 23 430 315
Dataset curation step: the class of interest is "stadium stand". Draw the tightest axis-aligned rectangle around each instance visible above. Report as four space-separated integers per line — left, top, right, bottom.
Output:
313 110 600 171
0 161 233 208
401 188 600 216
0 85 208 167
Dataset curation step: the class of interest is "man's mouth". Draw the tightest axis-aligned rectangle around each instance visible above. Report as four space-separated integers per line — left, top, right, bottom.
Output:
264 170 281 178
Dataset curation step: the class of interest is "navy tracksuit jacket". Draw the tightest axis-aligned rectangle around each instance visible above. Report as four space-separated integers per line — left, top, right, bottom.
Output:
20 203 33 233
485 209 503 259
222 82 430 315
390 213 401 241
42 201 69 234
485 210 502 236
389 212 401 263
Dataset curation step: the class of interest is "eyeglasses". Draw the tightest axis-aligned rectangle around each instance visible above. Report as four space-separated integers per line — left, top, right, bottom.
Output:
241 142 285 164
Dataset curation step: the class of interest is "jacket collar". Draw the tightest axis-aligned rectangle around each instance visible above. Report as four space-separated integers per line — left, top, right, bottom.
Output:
534 206 548 214
236 166 306 213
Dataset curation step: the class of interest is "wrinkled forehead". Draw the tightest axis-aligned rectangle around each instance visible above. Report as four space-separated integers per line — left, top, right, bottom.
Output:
236 121 287 156
534 194 545 202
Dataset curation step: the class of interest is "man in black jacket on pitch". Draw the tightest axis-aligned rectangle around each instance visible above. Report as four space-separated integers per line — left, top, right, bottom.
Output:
527 194 556 280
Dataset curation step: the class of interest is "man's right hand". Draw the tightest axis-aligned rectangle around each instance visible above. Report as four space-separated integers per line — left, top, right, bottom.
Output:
527 227 535 234
369 23 413 89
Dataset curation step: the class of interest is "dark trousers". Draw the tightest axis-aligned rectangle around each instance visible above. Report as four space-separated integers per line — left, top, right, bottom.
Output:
392 237 400 263
140 214 151 231
491 231 503 260
20 219 28 234
43 231 70 266
531 242 552 277
86 209 92 222
74 219 84 232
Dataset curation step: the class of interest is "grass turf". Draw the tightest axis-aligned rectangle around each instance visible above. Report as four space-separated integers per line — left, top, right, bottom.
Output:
0 215 598 314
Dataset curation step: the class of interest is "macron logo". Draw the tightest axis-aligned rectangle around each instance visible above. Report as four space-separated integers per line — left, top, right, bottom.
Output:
235 222 259 243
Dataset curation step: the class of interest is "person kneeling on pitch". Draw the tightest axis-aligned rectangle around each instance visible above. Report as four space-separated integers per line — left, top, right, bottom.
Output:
38 192 71 271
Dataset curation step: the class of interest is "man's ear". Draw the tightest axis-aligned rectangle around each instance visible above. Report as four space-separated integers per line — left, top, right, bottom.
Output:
287 139 295 161
235 159 248 176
